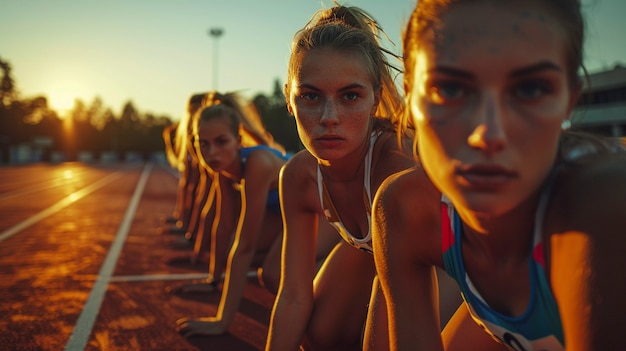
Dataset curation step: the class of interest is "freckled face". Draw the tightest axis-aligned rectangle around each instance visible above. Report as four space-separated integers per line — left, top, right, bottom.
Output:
409 1 576 215
196 116 241 173
287 48 379 163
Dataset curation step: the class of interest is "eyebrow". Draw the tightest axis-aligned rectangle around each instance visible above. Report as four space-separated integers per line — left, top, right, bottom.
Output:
510 61 562 77
297 83 369 92
430 61 562 80
429 66 474 80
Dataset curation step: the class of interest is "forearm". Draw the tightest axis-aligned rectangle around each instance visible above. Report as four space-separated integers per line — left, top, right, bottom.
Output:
387 270 443 351
265 296 312 351
215 245 255 327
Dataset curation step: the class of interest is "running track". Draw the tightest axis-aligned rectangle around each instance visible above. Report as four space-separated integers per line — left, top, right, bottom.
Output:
0 162 274 351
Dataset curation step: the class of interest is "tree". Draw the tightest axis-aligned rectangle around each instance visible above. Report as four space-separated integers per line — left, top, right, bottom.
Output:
253 87 302 154
0 56 17 107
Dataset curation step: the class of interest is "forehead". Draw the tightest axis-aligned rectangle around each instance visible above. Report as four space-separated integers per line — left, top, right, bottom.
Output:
294 48 373 86
198 115 233 133
425 1 566 67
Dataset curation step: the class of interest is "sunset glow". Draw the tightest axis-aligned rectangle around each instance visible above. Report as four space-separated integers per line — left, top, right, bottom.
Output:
47 88 79 118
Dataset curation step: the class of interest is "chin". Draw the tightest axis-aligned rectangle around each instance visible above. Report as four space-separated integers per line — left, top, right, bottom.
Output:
448 190 512 217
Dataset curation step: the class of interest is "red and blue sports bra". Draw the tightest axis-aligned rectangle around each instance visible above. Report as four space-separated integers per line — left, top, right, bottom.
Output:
441 190 564 350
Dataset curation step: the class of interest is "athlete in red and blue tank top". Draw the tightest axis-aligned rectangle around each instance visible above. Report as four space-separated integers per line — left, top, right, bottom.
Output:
440 192 564 351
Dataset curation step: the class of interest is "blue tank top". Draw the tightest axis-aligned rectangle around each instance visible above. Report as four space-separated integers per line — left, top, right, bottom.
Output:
240 145 289 213
441 191 564 350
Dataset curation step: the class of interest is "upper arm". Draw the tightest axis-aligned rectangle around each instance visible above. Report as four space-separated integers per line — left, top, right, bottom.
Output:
277 155 319 301
235 151 277 249
371 132 417 193
372 168 444 351
548 157 626 350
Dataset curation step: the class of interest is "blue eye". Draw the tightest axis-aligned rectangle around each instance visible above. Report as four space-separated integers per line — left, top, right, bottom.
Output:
344 92 359 101
300 93 318 101
428 81 467 104
514 80 552 99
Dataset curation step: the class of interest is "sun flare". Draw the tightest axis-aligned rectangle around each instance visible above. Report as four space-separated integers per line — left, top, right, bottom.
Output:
47 89 79 118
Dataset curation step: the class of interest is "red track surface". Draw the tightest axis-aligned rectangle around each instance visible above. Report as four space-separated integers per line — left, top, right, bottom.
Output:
0 162 274 351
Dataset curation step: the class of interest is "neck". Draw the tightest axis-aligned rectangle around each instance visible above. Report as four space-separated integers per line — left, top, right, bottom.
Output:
318 137 370 183
457 192 541 263
221 150 242 181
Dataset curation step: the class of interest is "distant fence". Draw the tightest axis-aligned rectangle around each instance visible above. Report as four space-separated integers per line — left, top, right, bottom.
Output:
1 144 166 165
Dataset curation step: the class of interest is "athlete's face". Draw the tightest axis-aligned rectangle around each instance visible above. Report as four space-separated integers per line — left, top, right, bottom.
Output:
287 48 380 164
196 115 240 173
408 1 578 216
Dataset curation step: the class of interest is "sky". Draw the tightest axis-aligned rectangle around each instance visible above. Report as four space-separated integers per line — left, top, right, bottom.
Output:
1 0 625 121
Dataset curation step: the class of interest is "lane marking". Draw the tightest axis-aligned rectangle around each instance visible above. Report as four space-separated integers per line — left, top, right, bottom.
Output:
0 181 62 201
109 273 209 282
63 163 152 351
0 172 123 242
108 271 257 283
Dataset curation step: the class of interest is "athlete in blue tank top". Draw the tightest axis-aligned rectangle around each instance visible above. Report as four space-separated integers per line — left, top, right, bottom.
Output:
441 191 564 350
240 145 289 213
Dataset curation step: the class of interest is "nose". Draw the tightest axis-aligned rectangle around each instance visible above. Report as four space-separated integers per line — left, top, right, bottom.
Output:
320 99 340 126
201 143 216 159
467 94 507 155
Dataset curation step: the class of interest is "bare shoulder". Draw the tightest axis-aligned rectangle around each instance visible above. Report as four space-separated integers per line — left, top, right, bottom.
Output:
280 149 321 213
374 166 442 265
546 154 626 349
281 149 316 181
371 131 416 188
552 154 626 222
547 154 626 246
244 147 286 171
377 164 439 204
240 148 286 191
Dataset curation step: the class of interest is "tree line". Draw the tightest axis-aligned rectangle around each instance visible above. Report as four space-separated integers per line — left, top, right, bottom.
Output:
0 56 301 164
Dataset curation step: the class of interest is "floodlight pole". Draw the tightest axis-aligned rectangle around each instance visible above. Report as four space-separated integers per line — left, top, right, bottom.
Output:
209 27 224 90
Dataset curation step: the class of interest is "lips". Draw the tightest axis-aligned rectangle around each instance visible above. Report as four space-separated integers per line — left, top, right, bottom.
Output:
207 160 222 170
316 135 344 148
456 164 517 190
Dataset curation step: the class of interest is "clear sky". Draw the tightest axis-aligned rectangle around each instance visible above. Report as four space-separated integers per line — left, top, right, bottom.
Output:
1 0 624 121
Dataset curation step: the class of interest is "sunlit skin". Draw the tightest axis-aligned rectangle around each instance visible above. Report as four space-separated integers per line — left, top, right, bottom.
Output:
373 1 626 350
196 116 242 178
410 2 575 230
164 93 209 244
176 110 310 337
267 40 432 349
288 48 379 169
409 1 580 322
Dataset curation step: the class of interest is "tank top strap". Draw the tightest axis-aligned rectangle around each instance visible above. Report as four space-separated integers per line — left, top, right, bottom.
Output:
531 165 561 267
315 131 379 253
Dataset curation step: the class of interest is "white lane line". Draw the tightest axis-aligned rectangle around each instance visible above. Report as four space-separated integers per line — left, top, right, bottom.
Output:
0 181 60 201
108 271 257 283
63 163 152 351
109 273 210 282
0 172 123 242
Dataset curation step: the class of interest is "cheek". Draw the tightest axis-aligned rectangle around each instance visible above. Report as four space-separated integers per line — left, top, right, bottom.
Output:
294 116 314 143
414 106 462 193
416 128 454 195
199 148 208 161
417 123 449 168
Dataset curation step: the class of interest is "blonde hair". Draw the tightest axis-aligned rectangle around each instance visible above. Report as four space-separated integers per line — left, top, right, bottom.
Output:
286 4 409 134
173 92 207 170
193 91 285 154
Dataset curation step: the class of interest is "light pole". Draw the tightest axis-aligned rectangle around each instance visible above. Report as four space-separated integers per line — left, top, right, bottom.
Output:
209 27 224 90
